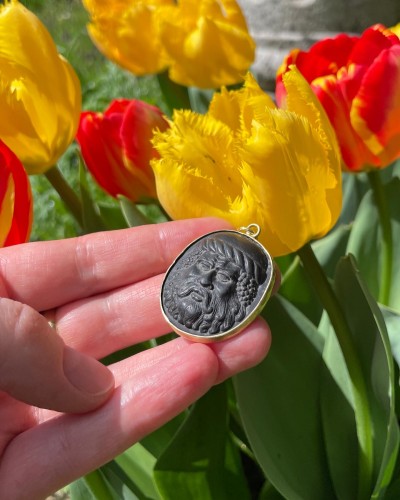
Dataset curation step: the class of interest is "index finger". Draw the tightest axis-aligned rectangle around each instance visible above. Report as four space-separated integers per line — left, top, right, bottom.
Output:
0 218 229 311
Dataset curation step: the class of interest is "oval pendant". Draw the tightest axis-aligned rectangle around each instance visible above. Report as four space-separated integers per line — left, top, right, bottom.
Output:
161 224 275 342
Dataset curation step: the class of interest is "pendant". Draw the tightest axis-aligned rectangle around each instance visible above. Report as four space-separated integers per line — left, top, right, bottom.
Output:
161 224 275 343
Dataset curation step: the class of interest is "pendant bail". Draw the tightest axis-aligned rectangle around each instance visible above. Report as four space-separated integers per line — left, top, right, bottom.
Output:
238 223 261 239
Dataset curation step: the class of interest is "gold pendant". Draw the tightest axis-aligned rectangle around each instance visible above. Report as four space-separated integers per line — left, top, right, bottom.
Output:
161 224 275 342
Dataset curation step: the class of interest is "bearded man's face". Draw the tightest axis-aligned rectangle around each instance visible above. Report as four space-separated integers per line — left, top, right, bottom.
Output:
166 250 241 333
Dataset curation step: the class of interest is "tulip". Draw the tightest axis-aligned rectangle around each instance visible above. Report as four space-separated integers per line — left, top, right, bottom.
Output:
276 25 400 172
82 0 172 76
0 141 32 247
82 0 255 89
151 70 342 257
76 99 169 202
157 0 256 88
0 0 81 174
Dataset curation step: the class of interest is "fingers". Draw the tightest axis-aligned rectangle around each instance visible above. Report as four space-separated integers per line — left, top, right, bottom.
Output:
0 298 114 413
0 218 229 311
52 274 167 359
0 320 270 498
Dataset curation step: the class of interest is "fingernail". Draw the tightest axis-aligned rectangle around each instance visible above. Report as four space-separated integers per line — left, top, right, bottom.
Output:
63 346 115 396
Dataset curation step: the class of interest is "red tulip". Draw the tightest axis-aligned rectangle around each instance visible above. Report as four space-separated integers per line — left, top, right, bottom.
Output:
276 25 400 172
0 141 32 247
76 99 169 202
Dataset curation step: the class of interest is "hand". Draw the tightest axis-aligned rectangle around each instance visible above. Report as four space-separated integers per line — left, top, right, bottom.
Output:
0 218 273 498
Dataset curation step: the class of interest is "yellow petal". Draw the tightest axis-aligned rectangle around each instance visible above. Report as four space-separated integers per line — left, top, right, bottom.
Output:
159 0 255 88
241 108 341 255
84 0 172 75
209 73 275 133
0 174 14 247
0 1 81 173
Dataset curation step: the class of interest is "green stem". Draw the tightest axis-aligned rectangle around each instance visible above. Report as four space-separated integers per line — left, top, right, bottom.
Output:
367 170 392 305
157 71 191 116
45 165 83 228
298 243 373 500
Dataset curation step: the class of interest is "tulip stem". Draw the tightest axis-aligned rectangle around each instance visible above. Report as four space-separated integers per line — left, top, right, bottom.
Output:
45 165 83 228
157 72 191 116
298 243 373 500
367 170 392 305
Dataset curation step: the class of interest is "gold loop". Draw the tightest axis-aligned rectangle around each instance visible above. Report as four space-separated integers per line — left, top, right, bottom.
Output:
238 223 261 239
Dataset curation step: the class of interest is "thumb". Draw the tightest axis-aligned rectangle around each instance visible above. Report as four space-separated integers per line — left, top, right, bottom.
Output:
0 298 114 413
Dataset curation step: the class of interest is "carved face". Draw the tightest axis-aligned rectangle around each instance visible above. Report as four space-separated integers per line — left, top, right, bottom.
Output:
162 230 273 338
164 247 247 334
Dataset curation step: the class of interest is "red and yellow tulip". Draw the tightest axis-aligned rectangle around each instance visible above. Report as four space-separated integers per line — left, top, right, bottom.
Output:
151 70 342 257
76 99 169 202
0 141 32 247
0 0 81 174
276 25 400 172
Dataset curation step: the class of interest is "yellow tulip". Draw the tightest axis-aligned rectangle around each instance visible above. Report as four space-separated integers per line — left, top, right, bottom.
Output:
83 0 255 89
0 0 81 174
83 0 173 76
151 70 342 257
158 0 256 88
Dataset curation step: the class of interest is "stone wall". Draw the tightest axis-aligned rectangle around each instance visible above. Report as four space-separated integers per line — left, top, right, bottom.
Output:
238 0 400 90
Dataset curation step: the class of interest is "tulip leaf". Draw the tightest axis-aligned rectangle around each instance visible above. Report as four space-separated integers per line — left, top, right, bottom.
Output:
70 478 97 500
380 305 400 369
69 470 116 500
320 255 399 499
100 458 155 499
338 172 369 225
278 255 322 325
188 88 214 114
154 383 250 500
156 72 191 116
140 413 187 458
79 160 107 233
235 295 336 500
346 177 400 312
118 196 152 227
312 223 352 278
98 202 129 230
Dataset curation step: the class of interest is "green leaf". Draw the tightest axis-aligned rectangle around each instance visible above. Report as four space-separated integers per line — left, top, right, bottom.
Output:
338 172 369 225
380 306 400 369
79 159 107 233
346 177 400 311
113 444 160 499
319 312 359 500
321 256 399 499
188 87 214 114
77 469 116 500
140 413 187 458
278 256 322 325
156 72 191 116
70 478 96 500
154 383 250 500
312 224 352 278
118 196 151 227
100 458 154 500
235 296 335 500
98 202 129 230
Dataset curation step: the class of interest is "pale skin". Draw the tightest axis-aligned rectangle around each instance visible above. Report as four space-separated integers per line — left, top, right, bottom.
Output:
0 218 274 499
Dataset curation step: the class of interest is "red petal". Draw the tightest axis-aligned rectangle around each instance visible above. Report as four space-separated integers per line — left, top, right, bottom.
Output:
121 100 169 171
0 141 32 246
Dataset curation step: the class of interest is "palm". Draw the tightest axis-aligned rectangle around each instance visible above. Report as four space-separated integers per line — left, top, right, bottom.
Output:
0 219 272 498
